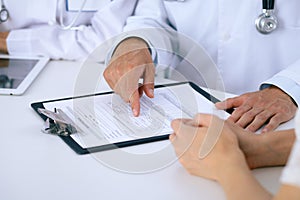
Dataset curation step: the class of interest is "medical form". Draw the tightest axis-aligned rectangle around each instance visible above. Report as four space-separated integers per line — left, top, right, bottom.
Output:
38 82 229 151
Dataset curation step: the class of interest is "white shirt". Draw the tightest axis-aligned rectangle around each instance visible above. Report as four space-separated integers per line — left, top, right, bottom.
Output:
281 109 300 188
1 0 137 60
115 0 300 105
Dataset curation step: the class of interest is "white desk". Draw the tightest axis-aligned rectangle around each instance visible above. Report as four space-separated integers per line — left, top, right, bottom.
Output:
0 60 285 200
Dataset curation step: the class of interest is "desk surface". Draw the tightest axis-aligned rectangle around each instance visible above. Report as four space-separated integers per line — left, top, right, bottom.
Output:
0 61 286 200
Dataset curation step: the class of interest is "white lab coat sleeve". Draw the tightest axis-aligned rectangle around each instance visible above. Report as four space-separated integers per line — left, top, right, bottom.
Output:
105 34 157 66
280 109 300 188
6 0 137 61
105 0 178 70
260 59 300 106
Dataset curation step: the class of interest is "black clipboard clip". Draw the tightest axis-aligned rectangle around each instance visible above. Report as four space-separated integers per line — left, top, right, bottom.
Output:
37 108 77 137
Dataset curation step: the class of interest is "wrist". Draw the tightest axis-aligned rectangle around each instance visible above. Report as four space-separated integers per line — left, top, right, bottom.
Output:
0 32 9 54
219 160 272 200
241 134 266 169
218 150 250 184
243 130 295 169
265 85 297 107
112 37 149 59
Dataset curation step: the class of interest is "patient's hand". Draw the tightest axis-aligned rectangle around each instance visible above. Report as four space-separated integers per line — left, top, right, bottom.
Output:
169 114 247 182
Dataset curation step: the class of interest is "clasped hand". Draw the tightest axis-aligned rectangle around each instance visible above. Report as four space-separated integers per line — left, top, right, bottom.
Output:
169 114 248 182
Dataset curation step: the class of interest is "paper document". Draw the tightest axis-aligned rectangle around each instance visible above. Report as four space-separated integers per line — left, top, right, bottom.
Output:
43 83 229 148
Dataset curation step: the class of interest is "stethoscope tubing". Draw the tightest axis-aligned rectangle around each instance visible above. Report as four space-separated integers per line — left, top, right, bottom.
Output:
58 0 87 30
0 0 279 33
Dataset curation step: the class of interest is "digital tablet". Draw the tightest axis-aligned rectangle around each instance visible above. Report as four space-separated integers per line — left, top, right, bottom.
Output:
0 55 49 95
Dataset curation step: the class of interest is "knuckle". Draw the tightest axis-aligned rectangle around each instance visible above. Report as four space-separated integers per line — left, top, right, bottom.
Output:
244 110 256 118
243 95 253 102
278 108 289 115
233 107 243 114
228 115 238 123
234 107 247 114
265 123 276 131
247 125 258 132
256 114 268 122
226 97 234 102
270 116 281 124
126 62 135 70
103 68 111 79
178 157 186 165
273 104 291 115
254 100 266 109
115 67 123 77
236 121 244 128
239 93 248 99
242 103 253 110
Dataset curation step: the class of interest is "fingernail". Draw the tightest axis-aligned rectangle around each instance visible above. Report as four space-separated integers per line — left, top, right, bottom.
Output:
169 133 175 140
215 102 222 107
149 89 154 97
261 128 268 133
133 108 138 117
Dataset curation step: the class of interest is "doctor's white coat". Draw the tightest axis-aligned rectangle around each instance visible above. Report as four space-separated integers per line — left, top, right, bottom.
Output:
0 0 137 60
120 0 300 104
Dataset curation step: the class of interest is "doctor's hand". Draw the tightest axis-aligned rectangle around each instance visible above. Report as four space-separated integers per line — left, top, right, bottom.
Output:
215 86 298 133
104 37 155 117
169 114 248 182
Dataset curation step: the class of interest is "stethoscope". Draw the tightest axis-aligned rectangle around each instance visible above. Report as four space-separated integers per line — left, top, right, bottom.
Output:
0 0 87 30
166 0 278 34
0 0 9 23
255 0 278 34
0 0 278 34
48 0 87 31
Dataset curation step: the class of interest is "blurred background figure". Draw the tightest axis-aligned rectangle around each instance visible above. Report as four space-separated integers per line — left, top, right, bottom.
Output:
0 0 137 60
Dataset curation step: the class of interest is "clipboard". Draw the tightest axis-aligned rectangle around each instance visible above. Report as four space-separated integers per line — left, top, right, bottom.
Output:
31 82 232 155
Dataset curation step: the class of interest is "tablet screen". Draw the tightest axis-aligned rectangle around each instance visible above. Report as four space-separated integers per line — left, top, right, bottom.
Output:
0 58 38 89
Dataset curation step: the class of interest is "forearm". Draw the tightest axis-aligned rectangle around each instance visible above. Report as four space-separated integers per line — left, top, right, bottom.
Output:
0 32 9 54
219 159 272 200
273 184 300 200
240 129 295 169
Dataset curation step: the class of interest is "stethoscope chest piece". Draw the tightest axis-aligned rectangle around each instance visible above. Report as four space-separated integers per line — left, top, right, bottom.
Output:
256 0 277 34
0 7 9 22
255 10 278 34
0 0 8 23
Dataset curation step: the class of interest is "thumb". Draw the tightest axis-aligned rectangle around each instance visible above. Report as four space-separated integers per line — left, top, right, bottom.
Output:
171 118 182 133
193 114 224 159
143 63 155 98
192 113 214 127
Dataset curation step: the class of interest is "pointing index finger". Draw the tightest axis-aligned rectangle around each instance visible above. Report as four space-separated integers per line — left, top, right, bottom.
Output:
130 89 141 117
